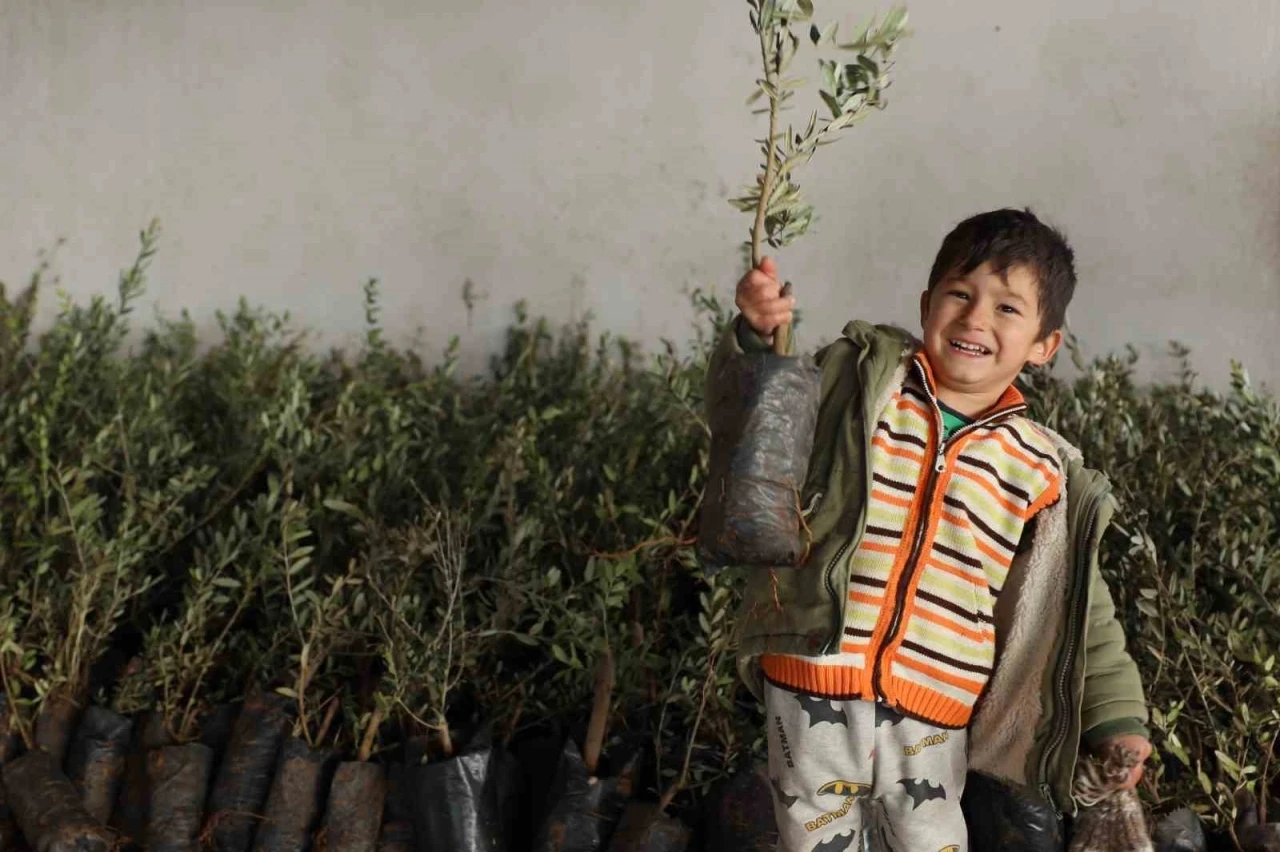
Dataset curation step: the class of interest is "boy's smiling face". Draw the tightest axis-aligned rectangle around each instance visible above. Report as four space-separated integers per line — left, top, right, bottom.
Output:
919 261 1063 416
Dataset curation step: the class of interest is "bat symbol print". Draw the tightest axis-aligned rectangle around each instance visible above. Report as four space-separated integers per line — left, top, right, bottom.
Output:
875 702 906 728
812 831 855 851
816 780 872 800
795 695 848 727
899 777 946 809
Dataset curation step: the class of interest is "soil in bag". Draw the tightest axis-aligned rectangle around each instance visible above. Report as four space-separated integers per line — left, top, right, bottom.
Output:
1218 790 1274 852
701 763 776 852
376 758 413 852
407 738 521 852
531 739 637 852
0 697 23 852
147 741 216 852
200 705 240 758
374 820 412 852
381 759 411 827
0 802 16 852
317 761 384 852
1 749 112 852
528 645 631 852
0 798 16 852
510 729 563 851
33 691 83 768
111 711 170 844
604 803 690 852
65 705 133 824
251 736 334 852
132 701 239 852
698 351 821 569
204 690 294 852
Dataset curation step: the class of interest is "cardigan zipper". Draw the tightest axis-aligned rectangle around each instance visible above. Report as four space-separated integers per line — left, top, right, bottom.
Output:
870 360 1025 699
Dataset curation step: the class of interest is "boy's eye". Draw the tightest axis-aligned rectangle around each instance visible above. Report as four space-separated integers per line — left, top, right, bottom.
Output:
948 290 969 300
998 304 1020 315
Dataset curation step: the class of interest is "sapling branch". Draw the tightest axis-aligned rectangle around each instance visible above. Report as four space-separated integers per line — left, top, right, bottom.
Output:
738 0 908 355
750 22 783 275
363 507 475 760
0 653 31 750
656 649 719 814
174 574 258 743
314 695 341 747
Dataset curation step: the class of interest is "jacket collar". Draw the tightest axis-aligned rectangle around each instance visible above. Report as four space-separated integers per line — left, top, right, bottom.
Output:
911 350 1027 419
843 321 1025 418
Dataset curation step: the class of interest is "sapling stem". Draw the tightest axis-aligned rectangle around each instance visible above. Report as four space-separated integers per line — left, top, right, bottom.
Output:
750 17 792 357
583 644 615 777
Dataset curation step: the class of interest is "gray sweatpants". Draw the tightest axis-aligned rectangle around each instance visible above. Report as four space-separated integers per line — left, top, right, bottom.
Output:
765 681 968 852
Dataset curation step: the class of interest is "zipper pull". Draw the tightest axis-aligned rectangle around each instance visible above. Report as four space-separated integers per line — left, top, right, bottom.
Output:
1039 783 1062 819
934 446 946 473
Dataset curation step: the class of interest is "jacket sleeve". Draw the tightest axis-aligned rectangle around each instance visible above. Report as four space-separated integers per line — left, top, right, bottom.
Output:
708 315 783 374
706 315 856 427
1079 563 1150 748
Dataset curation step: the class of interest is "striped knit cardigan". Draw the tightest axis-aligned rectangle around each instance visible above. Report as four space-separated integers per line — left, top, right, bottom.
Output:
761 353 1063 728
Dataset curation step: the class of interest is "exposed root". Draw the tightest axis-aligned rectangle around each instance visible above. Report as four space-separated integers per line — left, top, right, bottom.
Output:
588 536 696 561
199 809 265 849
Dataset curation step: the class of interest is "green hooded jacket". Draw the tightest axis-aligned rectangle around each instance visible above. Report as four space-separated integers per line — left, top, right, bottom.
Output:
709 316 1148 814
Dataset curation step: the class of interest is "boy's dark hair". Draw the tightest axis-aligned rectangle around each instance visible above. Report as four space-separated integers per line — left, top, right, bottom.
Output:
927 208 1076 337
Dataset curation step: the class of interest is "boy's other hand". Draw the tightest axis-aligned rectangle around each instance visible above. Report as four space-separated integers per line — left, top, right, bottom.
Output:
735 256 794 340
1097 734 1152 789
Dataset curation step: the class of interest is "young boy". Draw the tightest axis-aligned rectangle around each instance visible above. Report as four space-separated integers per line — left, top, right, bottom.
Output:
710 209 1150 851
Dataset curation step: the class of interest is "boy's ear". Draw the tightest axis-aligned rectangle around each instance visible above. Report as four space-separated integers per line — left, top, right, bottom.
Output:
1026 329 1063 367
919 289 932 326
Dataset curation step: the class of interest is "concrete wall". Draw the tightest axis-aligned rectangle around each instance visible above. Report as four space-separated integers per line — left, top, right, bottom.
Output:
2 0 1278 387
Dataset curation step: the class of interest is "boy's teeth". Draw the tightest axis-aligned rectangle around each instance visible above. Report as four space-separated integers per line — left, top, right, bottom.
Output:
950 340 989 354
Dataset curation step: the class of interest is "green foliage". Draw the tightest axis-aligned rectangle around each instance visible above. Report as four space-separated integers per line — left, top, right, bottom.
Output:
735 0 908 259
113 500 274 742
0 230 1276 830
0 221 215 743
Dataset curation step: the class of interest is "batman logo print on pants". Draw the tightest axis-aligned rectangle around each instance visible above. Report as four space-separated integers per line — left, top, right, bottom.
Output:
816 780 873 800
812 831 855 852
795 694 848 727
899 777 946 809
937 846 960 852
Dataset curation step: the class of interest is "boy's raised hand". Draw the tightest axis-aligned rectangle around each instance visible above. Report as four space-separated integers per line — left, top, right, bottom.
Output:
1099 734 1153 790
735 256 795 340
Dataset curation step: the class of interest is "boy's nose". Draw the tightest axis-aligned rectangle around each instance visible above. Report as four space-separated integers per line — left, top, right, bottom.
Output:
960 305 990 330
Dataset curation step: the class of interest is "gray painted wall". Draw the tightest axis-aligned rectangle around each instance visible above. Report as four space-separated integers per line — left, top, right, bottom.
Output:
3 0 1278 387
